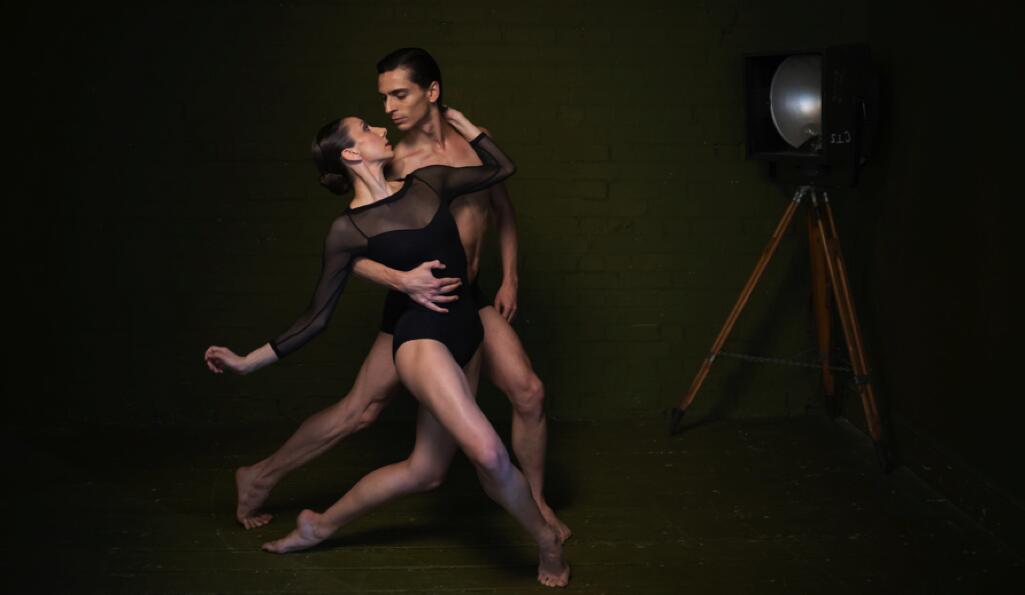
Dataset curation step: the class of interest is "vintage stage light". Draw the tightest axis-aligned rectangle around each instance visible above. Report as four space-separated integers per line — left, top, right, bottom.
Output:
743 44 878 186
770 55 823 151
669 44 891 470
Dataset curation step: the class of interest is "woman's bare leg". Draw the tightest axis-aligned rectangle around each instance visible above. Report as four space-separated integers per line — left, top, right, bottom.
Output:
261 352 482 551
235 332 399 528
395 340 569 588
261 405 459 552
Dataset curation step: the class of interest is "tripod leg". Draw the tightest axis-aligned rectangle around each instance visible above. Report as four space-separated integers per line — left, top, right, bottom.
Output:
812 193 891 471
671 189 805 434
822 198 882 423
807 209 835 413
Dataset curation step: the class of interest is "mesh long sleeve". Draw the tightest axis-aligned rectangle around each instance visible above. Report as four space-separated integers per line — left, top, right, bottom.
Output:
413 133 516 201
265 133 513 361
269 216 366 358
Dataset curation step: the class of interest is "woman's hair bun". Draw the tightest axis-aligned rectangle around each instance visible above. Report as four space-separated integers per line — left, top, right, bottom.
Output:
319 172 352 195
311 118 356 196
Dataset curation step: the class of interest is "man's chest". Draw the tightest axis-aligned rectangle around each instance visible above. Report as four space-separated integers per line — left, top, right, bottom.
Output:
397 146 482 177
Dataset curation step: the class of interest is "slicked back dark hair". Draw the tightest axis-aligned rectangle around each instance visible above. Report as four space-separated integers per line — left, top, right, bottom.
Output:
377 47 444 108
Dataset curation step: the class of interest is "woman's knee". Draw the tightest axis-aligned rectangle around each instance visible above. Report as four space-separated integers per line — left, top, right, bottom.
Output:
407 462 448 492
467 439 512 479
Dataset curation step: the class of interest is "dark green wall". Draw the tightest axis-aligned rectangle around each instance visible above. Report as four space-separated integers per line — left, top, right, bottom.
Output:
11 0 1021 549
12 1 871 429
847 1 1023 545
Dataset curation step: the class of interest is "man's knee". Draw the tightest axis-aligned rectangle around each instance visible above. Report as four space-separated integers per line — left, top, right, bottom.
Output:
508 374 545 420
354 398 389 431
329 388 390 436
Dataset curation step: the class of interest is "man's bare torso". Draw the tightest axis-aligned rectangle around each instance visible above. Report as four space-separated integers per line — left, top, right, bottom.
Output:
387 124 495 282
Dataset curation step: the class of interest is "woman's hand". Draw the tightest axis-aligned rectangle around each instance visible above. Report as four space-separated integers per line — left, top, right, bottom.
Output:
442 106 483 141
442 105 467 126
204 345 250 375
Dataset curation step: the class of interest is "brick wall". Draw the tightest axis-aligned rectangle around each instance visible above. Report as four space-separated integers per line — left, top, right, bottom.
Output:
13 0 871 426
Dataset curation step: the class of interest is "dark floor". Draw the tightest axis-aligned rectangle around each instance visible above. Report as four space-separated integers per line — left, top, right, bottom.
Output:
6 415 1023 594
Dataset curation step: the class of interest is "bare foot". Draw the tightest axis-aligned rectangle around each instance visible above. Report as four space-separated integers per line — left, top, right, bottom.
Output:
536 499 572 544
235 466 273 529
537 531 571 588
261 510 330 553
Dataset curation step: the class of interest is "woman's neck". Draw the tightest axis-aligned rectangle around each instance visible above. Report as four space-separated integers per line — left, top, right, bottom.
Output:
349 161 397 205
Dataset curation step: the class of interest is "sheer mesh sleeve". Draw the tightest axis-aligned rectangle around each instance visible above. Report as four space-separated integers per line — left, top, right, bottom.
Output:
269 216 366 358
413 133 516 202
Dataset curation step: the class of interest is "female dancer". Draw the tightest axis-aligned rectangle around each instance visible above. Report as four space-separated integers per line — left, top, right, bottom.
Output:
203 108 569 588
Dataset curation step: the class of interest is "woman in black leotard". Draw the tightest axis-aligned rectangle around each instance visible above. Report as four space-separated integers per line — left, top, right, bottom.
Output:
203 108 569 588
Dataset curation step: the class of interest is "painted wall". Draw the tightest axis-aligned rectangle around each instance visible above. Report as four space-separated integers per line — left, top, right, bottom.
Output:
11 0 1021 550
12 1 871 428
848 0 1023 546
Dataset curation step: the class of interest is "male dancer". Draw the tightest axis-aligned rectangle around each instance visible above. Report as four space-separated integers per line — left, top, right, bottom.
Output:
233 48 570 542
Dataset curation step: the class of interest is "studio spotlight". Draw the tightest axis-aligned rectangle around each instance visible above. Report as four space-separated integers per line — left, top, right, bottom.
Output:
670 44 891 471
770 54 822 151
744 44 878 187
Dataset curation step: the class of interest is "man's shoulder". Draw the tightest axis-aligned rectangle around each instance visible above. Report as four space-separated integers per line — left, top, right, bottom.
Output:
441 127 483 167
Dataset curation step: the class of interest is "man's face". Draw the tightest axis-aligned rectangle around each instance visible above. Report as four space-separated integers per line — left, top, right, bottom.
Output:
378 67 436 132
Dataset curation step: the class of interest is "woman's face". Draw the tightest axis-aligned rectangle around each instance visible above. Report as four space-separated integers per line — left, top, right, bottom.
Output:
341 117 393 163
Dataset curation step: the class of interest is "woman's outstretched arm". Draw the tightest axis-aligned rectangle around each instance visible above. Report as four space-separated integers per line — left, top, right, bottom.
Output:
414 108 517 200
204 343 277 376
204 216 365 375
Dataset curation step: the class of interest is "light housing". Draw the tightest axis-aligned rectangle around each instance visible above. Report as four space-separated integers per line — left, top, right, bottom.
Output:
744 44 878 186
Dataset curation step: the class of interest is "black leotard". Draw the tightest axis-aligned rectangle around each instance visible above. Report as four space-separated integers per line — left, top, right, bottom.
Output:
268 133 514 367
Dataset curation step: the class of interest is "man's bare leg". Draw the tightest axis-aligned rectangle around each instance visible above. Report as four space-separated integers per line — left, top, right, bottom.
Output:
479 307 571 543
261 405 460 552
260 354 480 553
235 332 400 529
398 342 568 587
262 345 569 586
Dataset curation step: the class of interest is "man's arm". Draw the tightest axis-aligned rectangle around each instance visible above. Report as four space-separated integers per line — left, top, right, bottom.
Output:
351 257 462 313
490 181 520 322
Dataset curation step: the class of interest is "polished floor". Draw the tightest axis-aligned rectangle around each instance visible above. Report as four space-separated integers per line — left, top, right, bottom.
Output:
7 415 1023 594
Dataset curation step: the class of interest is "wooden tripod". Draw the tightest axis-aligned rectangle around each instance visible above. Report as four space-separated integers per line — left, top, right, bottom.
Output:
668 185 891 470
